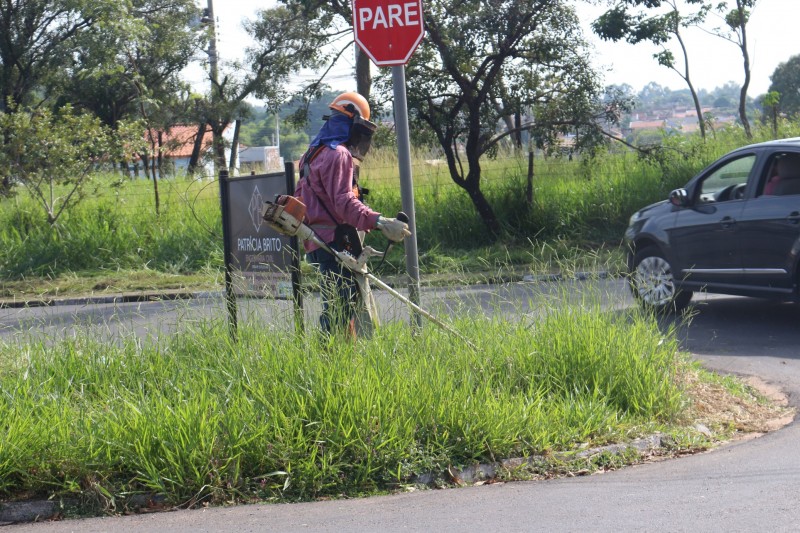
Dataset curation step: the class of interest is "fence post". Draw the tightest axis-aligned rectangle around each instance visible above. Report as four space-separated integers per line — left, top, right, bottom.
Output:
526 149 534 206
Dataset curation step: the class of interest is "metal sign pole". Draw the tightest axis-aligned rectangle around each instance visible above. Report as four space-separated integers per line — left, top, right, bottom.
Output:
218 169 238 342
285 161 304 335
392 65 422 329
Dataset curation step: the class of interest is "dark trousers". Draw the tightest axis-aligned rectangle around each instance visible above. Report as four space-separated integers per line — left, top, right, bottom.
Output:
307 247 357 333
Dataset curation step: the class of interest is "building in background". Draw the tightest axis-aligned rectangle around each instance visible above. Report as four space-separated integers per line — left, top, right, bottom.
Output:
140 125 234 178
237 146 284 175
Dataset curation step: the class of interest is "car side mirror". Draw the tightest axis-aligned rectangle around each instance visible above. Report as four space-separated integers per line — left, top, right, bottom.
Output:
669 188 689 207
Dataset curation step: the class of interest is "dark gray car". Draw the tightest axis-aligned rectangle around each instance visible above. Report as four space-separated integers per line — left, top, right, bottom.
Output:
625 137 800 311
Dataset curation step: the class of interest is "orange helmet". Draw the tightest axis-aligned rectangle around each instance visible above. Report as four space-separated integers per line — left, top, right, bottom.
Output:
329 92 371 120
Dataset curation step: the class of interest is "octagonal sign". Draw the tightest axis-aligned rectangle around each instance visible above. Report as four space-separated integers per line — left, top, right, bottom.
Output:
352 0 424 66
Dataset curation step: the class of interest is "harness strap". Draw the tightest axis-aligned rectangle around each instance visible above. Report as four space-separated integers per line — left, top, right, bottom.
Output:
299 144 327 181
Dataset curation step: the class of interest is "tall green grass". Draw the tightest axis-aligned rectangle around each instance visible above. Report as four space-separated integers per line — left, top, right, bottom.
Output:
2 123 797 279
0 297 686 506
0 177 222 278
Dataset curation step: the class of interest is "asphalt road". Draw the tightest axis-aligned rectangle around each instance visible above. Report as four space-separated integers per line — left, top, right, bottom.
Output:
3 281 800 532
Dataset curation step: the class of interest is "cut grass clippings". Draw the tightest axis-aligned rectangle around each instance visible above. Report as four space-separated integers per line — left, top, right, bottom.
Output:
0 268 222 302
1 298 789 517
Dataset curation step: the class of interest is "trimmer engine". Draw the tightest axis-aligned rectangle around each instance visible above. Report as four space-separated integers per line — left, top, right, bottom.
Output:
262 195 313 241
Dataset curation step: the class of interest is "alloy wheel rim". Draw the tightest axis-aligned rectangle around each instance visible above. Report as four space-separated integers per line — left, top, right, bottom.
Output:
634 256 675 306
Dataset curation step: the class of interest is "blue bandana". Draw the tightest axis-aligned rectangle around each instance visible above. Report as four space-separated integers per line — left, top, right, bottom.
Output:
308 113 353 150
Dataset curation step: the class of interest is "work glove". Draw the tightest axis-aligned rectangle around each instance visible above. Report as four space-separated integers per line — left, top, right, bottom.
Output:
376 216 411 242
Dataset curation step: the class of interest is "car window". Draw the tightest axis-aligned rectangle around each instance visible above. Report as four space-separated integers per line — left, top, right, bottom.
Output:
760 151 800 196
698 154 756 202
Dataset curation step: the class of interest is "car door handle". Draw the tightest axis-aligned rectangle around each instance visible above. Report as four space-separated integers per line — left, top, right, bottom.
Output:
788 211 800 224
720 216 736 229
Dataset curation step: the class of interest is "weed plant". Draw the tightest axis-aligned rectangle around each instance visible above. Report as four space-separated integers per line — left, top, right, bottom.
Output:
0 292 688 508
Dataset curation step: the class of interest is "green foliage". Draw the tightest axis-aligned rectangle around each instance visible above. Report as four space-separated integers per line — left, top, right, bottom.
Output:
239 108 279 146
0 301 686 503
0 106 145 225
3 123 799 280
370 123 398 152
762 91 781 137
768 55 800 118
198 4 329 168
238 105 309 162
0 0 131 111
593 0 711 138
244 6 327 105
60 0 203 131
360 144 699 249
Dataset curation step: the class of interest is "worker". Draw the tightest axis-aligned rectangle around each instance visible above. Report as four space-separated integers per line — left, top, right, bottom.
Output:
295 92 410 335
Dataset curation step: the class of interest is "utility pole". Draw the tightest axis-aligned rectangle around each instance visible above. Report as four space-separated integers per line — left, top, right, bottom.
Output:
204 0 224 173
205 0 218 87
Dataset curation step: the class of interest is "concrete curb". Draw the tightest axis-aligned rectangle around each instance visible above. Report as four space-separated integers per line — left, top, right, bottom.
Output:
0 433 663 524
521 271 610 283
412 434 664 486
0 290 223 309
0 500 59 525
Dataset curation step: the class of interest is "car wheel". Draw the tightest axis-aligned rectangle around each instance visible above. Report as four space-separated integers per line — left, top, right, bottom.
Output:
630 246 693 312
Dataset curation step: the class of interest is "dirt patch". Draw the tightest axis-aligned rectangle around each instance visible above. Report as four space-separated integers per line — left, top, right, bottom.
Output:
683 369 795 436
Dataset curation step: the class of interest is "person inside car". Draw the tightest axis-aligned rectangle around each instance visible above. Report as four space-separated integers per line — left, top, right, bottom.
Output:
763 159 781 195
764 153 800 196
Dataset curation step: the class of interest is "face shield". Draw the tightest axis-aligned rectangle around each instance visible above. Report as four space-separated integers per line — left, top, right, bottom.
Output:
347 115 377 161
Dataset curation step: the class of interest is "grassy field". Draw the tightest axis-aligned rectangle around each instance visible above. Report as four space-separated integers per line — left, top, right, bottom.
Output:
0 291 770 510
2 126 798 306
4 125 786 298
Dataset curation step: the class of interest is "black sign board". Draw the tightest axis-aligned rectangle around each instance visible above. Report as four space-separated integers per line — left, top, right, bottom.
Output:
220 168 299 299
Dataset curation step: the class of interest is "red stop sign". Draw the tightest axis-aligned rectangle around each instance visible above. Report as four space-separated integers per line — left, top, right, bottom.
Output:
352 0 424 66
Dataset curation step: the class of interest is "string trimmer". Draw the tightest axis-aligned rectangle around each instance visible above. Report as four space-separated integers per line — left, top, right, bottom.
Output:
262 195 476 349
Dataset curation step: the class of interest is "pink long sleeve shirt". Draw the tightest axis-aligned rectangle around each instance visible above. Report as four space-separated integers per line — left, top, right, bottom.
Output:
296 145 380 252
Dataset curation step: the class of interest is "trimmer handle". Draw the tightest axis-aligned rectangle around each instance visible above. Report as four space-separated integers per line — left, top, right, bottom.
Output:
373 211 410 272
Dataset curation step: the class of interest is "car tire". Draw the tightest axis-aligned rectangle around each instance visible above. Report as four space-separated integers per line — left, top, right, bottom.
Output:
630 246 693 312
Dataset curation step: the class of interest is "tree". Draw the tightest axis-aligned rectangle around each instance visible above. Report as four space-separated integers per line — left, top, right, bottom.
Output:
238 105 310 162
0 0 125 112
713 95 733 109
592 0 710 138
59 0 202 133
0 0 127 195
768 55 800 118
387 0 624 236
705 0 758 138
761 90 780 138
279 1 374 103
0 106 144 225
59 0 203 207
200 5 324 171
594 0 758 138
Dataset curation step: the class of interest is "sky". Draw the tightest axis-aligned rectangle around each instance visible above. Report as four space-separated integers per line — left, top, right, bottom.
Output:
191 0 797 99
